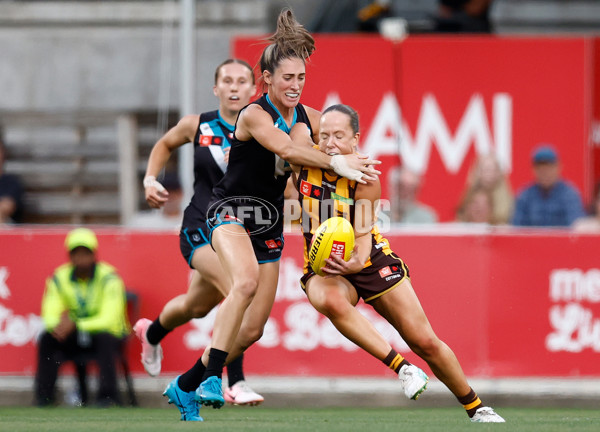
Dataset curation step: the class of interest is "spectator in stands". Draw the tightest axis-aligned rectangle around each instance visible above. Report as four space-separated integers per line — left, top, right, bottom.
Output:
387 165 438 225
512 144 585 227
357 0 393 32
457 154 514 225
0 136 25 224
34 228 129 407
456 185 494 224
434 0 494 33
307 0 393 33
572 181 600 232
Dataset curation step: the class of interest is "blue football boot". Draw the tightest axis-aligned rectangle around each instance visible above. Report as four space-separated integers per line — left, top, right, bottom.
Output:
195 376 225 409
163 376 203 421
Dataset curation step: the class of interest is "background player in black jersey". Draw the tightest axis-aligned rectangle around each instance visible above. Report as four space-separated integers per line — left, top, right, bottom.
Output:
169 9 381 422
291 104 504 423
136 59 264 419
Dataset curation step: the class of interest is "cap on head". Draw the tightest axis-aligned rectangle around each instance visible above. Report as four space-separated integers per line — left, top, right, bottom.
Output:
532 145 558 164
65 228 98 252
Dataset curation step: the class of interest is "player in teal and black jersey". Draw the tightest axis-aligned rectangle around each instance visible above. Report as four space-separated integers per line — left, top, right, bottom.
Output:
172 9 381 423
137 59 264 418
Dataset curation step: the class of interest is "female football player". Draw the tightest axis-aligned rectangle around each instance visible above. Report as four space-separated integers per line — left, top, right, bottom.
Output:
163 9 381 422
138 59 264 419
293 104 505 423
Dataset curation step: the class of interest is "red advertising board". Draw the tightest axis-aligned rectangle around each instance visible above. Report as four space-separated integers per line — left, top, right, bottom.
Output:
234 35 595 219
1 228 599 378
591 37 600 195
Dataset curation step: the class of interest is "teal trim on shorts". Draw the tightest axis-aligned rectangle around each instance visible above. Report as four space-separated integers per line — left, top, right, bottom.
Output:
258 256 282 264
207 213 245 247
183 227 209 267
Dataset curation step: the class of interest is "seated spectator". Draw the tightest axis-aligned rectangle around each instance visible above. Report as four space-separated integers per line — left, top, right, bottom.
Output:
572 181 600 232
512 145 585 227
456 185 494 224
0 137 25 224
357 0 393 32
387 165 438 225
434 0 494 33
34 228 129 407
458 154 514 225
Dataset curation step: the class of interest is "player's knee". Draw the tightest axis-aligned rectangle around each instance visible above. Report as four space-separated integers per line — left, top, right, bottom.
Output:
187 303 212 319
232 277 259 302
313 291 350 319
410 334 441 358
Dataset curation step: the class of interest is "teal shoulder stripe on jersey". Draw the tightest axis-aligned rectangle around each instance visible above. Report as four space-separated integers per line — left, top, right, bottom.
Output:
216 111 235 133
266 93 297 133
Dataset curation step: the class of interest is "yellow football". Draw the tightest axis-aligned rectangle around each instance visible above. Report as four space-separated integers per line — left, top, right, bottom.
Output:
308 217 355 276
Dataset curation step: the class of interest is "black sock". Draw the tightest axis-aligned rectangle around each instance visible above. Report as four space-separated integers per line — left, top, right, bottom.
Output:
202 348 229 381
226 354 245 387
178 357 207 392
146 317 171 345
383 348 410 373
457 387 483 418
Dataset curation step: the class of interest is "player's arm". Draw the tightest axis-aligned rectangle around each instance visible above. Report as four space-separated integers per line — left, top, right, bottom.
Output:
288 106 321 174
237 105 380 183
284 172 300 198
304 105 321 144
144 115 198 208
283 174 302 231
322 178 382 275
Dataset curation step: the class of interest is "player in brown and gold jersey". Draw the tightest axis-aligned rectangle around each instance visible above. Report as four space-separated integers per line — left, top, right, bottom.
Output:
290 104 504 423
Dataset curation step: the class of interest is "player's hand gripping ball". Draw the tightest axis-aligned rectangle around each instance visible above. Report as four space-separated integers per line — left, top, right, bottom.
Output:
309 217 355 276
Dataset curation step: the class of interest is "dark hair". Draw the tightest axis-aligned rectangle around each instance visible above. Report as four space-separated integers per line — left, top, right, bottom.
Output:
258 9 315 84
322 104 360 134
214 58 255 85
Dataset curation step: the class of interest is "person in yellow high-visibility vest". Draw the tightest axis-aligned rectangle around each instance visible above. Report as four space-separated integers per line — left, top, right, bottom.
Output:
34 228 129 407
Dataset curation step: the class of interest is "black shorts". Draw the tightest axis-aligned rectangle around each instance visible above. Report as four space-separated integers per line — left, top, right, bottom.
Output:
300 250 410 303
206 212 284 264
179 222 211 269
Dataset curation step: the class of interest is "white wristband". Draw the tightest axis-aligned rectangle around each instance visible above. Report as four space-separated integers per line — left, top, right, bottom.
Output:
143 175 166 192
330 155 363 182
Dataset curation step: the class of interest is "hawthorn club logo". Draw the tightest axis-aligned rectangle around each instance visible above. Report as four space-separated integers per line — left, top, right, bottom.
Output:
208 196 280 235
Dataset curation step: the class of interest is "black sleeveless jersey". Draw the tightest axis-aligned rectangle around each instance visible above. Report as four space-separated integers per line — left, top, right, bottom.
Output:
181 110 234 227
207 94 313 224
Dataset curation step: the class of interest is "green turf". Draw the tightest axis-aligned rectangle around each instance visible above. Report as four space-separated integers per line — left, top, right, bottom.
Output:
1 406 599 432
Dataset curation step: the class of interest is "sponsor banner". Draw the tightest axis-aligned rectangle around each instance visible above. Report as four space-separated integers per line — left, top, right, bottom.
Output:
234 35 593 220
2 228 600 378
487 234 600 376
592 37 600 195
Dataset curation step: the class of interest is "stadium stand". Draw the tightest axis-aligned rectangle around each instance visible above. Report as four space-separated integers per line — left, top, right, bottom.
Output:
2 112 177 224
1 0 598 225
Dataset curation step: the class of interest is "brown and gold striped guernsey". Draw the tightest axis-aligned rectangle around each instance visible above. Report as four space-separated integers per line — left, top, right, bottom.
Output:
297 164 393 273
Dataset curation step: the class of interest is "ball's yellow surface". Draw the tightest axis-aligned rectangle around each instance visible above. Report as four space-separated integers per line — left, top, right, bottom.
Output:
309 217 355 276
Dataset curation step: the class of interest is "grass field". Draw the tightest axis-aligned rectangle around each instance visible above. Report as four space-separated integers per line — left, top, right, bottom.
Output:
1 406 599 432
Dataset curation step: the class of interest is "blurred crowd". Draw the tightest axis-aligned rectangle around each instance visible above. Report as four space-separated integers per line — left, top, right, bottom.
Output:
1 1 598 232
3 128 599 232
308 0 494 35
386 143 600 232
